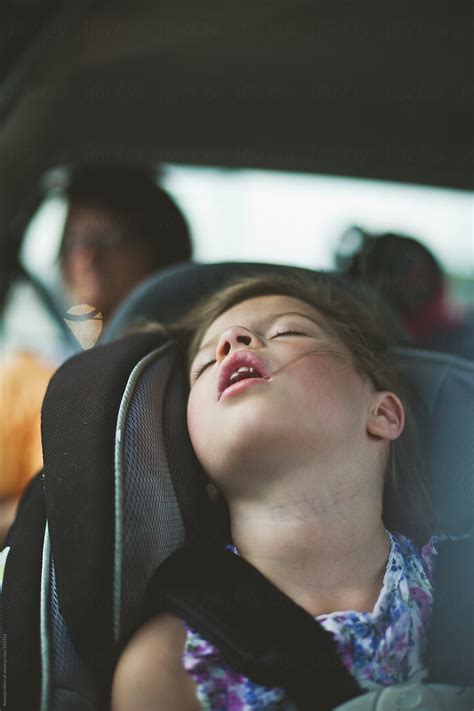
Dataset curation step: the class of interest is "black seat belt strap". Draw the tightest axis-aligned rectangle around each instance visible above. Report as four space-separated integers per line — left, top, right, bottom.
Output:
144 546 362 711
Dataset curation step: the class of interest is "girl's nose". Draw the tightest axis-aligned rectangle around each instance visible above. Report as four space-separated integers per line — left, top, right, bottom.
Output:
216 326 263 360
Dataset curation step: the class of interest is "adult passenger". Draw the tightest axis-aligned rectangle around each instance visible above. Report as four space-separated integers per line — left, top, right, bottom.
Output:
336 228 474 360
60 163 192 324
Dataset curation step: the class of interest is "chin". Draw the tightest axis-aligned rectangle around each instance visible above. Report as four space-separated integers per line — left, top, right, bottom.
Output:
194 425 288 483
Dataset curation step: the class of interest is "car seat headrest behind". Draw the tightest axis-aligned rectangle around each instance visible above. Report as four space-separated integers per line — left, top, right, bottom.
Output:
394 346 474 535
104 261 366 337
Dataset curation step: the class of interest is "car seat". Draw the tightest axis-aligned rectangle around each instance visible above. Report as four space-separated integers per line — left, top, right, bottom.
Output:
1 263 472 711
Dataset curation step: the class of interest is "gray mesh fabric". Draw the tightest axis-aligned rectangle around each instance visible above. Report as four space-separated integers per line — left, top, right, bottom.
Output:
51 690 98 710
117 348 186 641
48 560 99 710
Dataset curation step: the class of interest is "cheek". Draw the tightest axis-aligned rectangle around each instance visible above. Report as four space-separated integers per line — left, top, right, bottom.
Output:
116 247 150 281
64 256 87 281
187 386 210 454
289 357 358 415
288 354 340 392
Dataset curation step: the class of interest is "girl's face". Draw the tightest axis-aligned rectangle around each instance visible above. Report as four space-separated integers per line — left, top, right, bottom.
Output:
187 294 381 490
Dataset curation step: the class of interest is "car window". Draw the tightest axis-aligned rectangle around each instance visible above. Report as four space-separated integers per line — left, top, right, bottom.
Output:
2 163 472 359
161 164 472 302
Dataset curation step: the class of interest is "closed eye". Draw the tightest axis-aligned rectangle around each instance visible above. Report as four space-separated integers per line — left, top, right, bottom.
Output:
270 330 308 339
192 359 216 381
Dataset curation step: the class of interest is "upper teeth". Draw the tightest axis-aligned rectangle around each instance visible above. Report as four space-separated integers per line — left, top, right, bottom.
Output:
229 366 256 382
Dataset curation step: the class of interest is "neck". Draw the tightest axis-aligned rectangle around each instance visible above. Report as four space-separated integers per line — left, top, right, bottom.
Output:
228 474 389 617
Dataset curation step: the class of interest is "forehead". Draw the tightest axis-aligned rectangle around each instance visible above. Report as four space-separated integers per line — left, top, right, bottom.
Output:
199 294 330 346
66 204 120 229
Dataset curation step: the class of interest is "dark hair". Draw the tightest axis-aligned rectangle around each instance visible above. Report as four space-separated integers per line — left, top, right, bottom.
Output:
175 271 433 542
336 229 443 320
59 163 192 269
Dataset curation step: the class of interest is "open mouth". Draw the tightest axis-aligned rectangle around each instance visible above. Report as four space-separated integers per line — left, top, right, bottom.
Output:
228 365 262 385
218 353 269 399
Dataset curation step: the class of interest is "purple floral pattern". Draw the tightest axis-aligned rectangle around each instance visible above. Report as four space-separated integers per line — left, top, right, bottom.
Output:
182 533 441 710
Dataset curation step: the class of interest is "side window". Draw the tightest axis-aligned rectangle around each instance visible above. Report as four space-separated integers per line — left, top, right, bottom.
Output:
2 191 78 361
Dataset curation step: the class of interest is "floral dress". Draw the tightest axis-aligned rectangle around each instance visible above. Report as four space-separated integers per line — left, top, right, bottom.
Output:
182 532 441 710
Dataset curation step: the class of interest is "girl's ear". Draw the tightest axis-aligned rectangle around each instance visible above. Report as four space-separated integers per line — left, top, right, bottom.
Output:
367 391 405 440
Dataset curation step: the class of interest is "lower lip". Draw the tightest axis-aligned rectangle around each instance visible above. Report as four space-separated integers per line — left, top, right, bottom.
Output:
219 377 267 401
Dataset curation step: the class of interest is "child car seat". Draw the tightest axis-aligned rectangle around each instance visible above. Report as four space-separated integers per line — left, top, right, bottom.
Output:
1 263 472 711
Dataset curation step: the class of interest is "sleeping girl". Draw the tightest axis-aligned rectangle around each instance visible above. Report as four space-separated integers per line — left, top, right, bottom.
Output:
112 272 439 710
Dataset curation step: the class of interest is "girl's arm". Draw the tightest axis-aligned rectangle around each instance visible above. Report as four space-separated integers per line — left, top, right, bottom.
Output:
111 612 201 711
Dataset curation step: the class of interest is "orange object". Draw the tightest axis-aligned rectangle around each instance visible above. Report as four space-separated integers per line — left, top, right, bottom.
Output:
0 351 57 498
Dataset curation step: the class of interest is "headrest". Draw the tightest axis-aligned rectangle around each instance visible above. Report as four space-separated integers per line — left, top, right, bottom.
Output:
393 346 473 534
103 262 363 339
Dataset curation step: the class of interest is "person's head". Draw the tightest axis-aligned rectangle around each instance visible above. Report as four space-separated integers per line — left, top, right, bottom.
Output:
336 228 444 341
59 164 192 321
176 272 430 540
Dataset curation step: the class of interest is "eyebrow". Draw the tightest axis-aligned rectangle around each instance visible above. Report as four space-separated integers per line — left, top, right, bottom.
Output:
194 311 327 358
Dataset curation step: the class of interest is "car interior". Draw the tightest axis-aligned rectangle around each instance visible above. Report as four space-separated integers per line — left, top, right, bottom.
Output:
0 2 473 710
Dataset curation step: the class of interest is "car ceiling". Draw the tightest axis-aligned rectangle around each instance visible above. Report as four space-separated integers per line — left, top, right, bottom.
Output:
0 0 472 283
